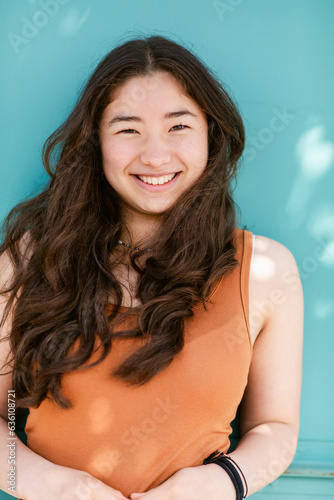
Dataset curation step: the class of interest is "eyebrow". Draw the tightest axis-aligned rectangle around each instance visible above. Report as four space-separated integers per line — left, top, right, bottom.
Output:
107 109 198 127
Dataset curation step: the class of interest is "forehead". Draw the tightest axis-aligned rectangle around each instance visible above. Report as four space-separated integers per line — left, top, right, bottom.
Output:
106 71 200 115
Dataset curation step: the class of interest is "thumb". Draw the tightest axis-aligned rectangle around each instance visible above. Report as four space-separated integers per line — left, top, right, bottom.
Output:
130 494 146 499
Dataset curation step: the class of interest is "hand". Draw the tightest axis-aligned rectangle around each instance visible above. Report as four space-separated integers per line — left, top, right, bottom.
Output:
129 464 236 500
24 462 129 500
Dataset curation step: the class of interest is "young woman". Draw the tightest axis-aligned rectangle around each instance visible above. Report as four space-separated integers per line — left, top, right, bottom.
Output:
0 36 303 500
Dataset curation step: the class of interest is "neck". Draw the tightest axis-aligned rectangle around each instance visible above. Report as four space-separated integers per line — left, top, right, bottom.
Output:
121 209 161 248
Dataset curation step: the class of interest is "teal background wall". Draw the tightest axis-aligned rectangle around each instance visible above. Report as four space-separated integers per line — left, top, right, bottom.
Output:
1 0 333 498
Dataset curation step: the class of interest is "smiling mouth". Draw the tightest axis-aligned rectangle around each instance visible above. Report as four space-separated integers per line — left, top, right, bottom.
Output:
135 173 178 185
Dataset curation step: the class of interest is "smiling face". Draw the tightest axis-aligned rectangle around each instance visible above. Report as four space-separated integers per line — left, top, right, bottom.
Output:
99 71 208 231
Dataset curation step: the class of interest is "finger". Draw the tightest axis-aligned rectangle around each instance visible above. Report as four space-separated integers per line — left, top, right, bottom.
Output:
105 486 129 500
83 475 128 499
131 494 146 499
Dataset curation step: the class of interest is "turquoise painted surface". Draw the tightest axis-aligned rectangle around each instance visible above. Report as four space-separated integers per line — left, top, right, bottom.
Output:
1 1 333 498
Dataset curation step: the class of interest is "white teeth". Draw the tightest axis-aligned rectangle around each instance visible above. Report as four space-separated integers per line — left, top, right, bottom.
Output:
137 173 177 185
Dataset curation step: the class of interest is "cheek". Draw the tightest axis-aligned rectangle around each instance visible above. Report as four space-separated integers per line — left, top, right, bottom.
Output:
176 135 208 167
101 140 135 170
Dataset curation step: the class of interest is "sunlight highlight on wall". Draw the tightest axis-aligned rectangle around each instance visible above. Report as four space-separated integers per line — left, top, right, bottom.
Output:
286 125 334 226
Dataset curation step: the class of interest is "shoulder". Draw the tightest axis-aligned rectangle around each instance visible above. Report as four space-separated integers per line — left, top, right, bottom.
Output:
252 234 299 273
0 249 15 291
248 234 303 341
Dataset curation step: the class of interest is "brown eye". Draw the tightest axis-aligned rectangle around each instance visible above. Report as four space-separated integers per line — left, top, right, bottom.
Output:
170 124 188 131
118 129 138 134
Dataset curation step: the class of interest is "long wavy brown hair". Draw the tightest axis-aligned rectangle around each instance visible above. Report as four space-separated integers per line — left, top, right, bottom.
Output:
0 35 245 409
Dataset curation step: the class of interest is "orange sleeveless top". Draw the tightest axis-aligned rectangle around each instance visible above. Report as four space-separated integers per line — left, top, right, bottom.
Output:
24 228 253 497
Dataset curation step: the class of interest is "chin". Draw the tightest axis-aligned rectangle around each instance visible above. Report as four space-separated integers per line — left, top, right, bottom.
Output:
140 203 174 215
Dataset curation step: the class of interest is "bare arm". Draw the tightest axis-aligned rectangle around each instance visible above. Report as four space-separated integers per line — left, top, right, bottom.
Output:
129 236 304 499
0 250 56 499
226 235 303 494
0 251 128 500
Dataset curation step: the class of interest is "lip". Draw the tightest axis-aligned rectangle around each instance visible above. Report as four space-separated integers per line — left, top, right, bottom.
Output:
131 172 181 192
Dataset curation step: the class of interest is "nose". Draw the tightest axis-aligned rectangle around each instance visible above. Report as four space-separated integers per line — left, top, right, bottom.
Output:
139 133 172 168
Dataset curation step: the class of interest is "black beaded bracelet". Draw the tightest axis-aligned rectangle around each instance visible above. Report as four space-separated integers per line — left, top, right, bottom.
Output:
203 450 248 500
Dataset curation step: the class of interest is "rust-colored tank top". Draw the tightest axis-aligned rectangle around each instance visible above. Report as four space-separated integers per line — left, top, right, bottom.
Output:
24 228 253 497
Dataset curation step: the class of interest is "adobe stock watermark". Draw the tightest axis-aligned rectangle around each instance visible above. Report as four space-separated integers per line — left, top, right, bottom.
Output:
108 73 161 120
249 436 298 491
7 0 71 54
7 390 16 494
224 235 333 352
62 473 111 500
243 107 296 163
63 396 179 498
121 396 179 452
249 237 333 332
286 236 334 283
213 0 244 21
